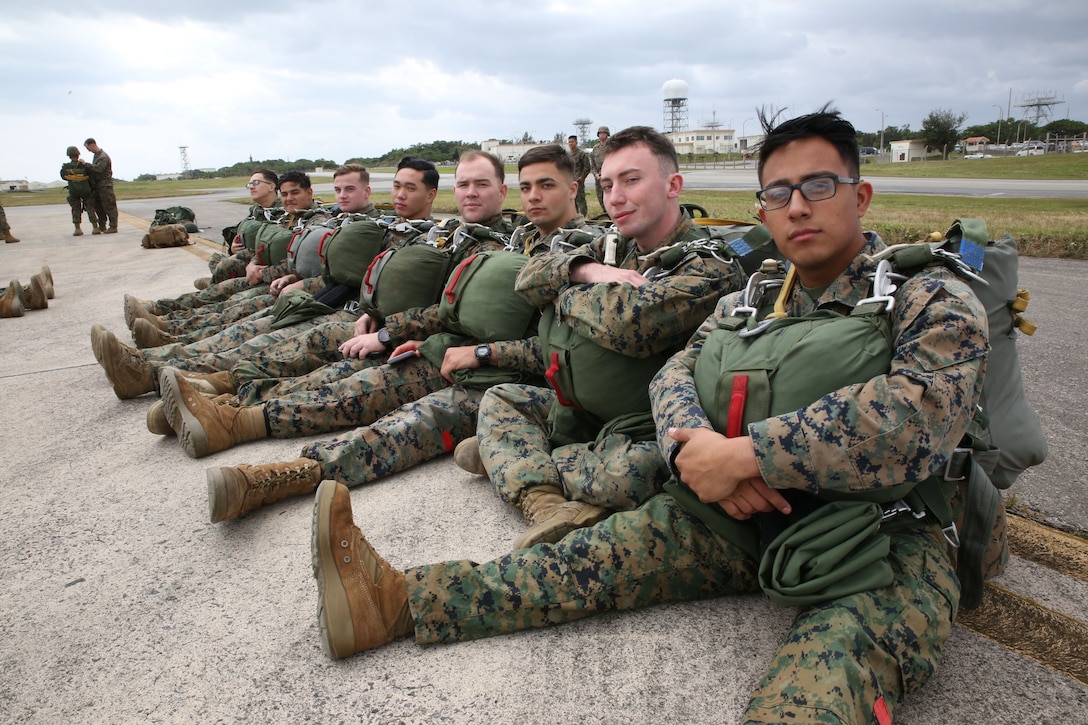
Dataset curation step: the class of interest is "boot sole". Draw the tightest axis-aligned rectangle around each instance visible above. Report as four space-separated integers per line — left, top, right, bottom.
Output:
206 468 237 523
311 480 355 660
145 400 176 436
159 368 209 458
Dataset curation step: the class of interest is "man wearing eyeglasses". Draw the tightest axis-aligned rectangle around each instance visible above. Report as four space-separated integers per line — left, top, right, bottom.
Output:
308 110 993 725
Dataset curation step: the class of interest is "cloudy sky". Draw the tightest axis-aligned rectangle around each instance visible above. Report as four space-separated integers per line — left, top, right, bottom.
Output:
3 0 1084 183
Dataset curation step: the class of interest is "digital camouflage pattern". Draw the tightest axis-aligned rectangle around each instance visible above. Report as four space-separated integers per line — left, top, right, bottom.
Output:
88 146 117 230
404 231 985 724
568 145 592 216
0 199 11 234
476 212 748 512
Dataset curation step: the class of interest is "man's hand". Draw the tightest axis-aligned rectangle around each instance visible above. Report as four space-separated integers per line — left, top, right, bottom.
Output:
229 235 244 254
668 428 790 517
569 261 647 287
339 332 384 359
354 313 378 336
269 274 298 296
440 344 480 383
245 261 267 285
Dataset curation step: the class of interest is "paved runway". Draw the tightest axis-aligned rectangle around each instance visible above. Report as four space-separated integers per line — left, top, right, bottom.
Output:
0 196 1084 723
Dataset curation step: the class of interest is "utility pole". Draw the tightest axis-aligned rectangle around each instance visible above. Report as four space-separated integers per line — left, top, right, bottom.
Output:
876 109 886 153
992 105 1003 148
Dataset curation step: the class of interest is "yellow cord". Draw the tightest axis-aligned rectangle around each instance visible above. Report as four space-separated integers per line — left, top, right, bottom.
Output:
764 265 797 319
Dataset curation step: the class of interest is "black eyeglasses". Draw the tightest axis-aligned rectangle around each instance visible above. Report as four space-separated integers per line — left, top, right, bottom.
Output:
756 175 859 211
246 179 273 189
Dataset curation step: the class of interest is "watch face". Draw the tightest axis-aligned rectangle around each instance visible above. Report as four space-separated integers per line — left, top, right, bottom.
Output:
475 344 491 361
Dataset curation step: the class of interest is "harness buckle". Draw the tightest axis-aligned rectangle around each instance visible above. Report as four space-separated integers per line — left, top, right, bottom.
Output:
943 447 973 481
942 522 961 549
856 259 906 313
343 300 360 314
931 246 989 286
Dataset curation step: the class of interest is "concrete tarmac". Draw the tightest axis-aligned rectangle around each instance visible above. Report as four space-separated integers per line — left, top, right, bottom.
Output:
0 196 1086 723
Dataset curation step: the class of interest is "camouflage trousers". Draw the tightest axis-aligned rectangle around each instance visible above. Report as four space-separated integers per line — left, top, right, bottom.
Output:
574 179 588 216
211 254 251 285
91 184 117 229
156 277 262 314
263 355 448 438
67 195 98 226
165 294 277 342
139 309 355 387
236 355 375 406
476 383 670 512
230 320 359 399
406 494 958 724
302 386 484 486
0 201 9 233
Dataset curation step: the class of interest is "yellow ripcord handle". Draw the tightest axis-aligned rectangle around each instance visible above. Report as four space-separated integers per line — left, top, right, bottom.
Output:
763 265 797 320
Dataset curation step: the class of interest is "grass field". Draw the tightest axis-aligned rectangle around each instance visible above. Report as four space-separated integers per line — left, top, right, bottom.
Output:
5 155 1086 258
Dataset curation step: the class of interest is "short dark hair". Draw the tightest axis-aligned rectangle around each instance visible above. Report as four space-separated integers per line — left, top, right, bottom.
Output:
279 170 312 189
455 150 504 185
518 144 574 179
602 126 678 176
397 157 440 190
757 104 861 182
84 138 96 146
333 163 370 185
568 135 578 142
253 168 280 189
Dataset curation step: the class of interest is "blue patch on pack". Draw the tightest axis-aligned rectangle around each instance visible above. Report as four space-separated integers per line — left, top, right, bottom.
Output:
729 239 753 257
959 239 986 272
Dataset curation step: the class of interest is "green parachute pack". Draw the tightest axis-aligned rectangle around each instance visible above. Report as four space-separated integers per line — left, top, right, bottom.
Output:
668 218 1044 609
151 206 198 233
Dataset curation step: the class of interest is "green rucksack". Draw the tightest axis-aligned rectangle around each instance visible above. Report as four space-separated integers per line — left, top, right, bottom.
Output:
151 206 198 233
540 222 779 446
235 218 267 253
318 217 391 288
669 221 1044 608
253 224 295 266
360 244 455 323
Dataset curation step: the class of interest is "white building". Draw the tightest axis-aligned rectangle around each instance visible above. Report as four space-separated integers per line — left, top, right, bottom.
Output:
889 139 929 163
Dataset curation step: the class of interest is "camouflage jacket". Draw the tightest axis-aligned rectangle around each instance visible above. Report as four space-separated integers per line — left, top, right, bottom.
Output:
590 142 607 175
515 211 746 359
650 232 988 497
88 149 114 188
569 147 592 182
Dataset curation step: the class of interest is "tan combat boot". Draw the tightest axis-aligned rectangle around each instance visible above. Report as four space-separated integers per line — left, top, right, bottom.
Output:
91 226 102 235
206 458 322 522
146 399 175 436
129 301 167 332
90 324 156 399
312 480 413 659
123 294 163 329
193 277 212 290
73 223 83 237
1 282 25 318
179 370 236 395
21 275 48 310
453 438 486 476
512 485 608 551
159 367 266 458
2 230 19 243
39 266 54 299
132 318 178 348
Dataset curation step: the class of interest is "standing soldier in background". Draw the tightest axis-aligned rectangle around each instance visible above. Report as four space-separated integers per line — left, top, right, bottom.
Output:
0 198 18 243
60 146 100 236
567 135 591 216
84 137 118 233
590 125 610 214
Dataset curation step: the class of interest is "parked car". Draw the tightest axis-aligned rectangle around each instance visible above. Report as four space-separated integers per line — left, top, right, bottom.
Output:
963 153 993 159
860 147 878 156
1016 146 1046 156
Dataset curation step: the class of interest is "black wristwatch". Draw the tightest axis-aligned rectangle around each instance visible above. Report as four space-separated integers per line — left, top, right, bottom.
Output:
377 327 393 351
474 343 492 365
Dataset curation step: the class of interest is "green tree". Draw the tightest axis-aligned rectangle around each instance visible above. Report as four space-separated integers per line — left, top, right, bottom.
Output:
921 109 968 159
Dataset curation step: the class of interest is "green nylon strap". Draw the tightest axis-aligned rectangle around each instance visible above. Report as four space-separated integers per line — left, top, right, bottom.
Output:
946 218 990 246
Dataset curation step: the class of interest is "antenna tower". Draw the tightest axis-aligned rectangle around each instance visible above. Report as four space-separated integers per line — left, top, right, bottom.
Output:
179 146 191 177
1016 92 1064 125
572 118 593 145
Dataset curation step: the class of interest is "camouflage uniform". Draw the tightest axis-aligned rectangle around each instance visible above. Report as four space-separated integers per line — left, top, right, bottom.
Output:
60 158 99 227
406 233 988 724
0 199 11 234
568 146 592 216
475 212 748 515
88 147 117 231
227 214 518 401
590 141 608 211
292 219 580 487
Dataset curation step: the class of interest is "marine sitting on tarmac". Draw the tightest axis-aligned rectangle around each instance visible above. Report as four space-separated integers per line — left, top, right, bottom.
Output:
307 109 996 725
150 148 536 464
88 158 438 400
125 170 351 348
161 143 604 522
453 125 766 551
